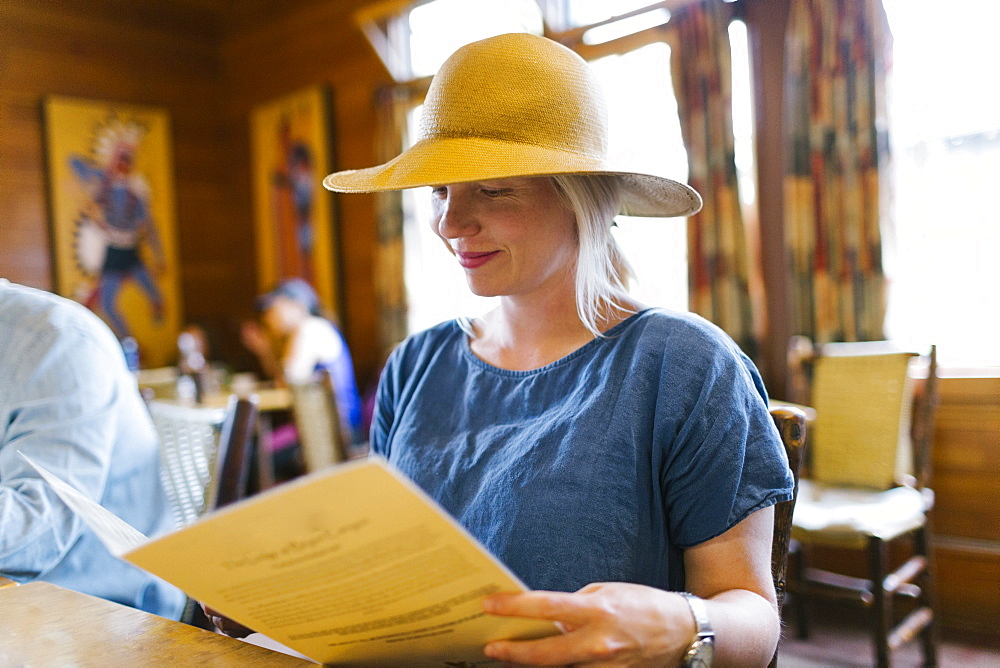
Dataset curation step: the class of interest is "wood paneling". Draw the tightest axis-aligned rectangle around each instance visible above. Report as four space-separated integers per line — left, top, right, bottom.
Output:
0 0 236 366
927 375 1000 633
0 0 385 380
934 541 1000 636
932 377 1000 541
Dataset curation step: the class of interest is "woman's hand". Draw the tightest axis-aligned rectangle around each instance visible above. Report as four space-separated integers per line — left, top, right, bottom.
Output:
240 320 270 358
482 582 694 667
484 507 782 667
200 603 255 638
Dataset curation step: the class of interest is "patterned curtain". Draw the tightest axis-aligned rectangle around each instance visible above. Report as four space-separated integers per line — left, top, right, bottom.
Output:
373 85 411 355
669 0 757 357
783 0 892 343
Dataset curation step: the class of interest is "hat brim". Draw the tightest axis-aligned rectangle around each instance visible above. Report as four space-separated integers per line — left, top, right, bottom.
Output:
323 136 702 218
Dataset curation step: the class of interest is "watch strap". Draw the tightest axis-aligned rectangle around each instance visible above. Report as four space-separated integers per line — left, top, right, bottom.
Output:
679 592 714 666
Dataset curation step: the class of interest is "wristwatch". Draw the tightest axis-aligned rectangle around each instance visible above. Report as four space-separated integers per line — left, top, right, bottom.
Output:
679 592 714 667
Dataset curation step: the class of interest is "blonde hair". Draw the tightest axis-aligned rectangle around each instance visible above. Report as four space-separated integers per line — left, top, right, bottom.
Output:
551 174 636 337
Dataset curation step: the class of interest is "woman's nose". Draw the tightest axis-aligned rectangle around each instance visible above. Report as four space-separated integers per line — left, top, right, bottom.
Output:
434 191 478 239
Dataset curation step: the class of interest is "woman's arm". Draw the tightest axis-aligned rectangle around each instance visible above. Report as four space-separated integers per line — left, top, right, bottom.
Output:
481 505 779 667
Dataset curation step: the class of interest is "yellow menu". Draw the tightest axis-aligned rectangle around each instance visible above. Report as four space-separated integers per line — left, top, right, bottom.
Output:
24 454 558 665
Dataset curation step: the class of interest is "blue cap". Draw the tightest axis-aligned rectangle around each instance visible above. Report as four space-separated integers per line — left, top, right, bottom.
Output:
256 278 320 314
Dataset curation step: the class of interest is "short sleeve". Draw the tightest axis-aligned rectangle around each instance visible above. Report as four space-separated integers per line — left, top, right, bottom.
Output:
657 327 793 548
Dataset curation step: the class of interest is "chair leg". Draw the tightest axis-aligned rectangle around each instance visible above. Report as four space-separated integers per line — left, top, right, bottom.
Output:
914 526 939 667
868 536 892 668
789 540 811 639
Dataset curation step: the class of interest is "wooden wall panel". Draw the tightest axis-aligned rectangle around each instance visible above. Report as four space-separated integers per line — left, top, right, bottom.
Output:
928 376 1000 633
932 377 1000 540
934 543 1000 636
0 0 237 367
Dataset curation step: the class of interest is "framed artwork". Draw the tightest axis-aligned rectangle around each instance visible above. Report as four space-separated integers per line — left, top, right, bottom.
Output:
43 96 182 368
250 84 341 319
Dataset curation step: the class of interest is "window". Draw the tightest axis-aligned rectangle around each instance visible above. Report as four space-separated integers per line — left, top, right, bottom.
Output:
881 0 1000 367
407 0 543 78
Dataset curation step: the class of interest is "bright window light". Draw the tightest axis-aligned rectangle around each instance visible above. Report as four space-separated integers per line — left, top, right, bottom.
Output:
881 0 1000 367
408 0 542 78
565 0 663 27
403 109 500 331
593 43 689 312
582 9 671 45
729 20 756 208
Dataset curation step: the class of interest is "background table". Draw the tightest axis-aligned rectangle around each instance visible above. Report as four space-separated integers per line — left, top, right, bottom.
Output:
0 581 314 666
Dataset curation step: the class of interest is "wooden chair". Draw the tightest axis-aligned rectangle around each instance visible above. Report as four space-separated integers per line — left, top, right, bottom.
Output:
148 395 259 527
784 338 939 668
289 372 351 473
768 405 807 668
213 395 260 508
147 394 258 626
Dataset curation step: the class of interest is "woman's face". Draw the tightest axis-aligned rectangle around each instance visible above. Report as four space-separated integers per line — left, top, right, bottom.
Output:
429 177 578 300
262 297 306 335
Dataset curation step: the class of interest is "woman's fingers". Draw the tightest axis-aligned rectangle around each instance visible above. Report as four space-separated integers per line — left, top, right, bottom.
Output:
484 590 601 627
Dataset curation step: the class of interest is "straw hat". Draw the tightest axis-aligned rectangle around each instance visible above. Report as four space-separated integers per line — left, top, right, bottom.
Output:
323 32 701 218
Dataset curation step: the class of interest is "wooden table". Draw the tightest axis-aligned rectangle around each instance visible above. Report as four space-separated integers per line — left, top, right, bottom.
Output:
204 387 292 412
0 581 314 666
167 387 292 412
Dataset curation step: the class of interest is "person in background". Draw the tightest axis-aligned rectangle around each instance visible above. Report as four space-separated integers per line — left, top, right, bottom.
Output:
241 279 364 476
0 279 186 620
319 33 794 667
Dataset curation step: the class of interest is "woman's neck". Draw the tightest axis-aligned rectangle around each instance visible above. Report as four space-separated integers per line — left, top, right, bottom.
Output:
469 292 642 371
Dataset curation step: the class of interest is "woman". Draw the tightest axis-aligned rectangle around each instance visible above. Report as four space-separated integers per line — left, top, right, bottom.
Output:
242 278 365 469
307 33 790 666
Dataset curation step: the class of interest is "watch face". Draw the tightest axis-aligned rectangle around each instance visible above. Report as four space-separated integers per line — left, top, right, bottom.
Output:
686 639 714 668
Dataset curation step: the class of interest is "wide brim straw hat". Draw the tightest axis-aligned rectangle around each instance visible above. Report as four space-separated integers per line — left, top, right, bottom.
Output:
323 32 702 218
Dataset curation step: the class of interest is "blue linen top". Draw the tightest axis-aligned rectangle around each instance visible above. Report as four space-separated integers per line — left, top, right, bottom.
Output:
371 308 793 593
0 280 186 619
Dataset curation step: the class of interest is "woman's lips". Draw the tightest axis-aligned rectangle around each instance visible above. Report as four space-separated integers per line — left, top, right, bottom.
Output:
456 251 499 269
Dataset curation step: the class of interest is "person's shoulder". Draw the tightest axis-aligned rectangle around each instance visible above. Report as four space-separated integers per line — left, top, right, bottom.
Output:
300 315 337 337
620 307 750 371
0 281 111 345
627 307 736 349
0 282 124 390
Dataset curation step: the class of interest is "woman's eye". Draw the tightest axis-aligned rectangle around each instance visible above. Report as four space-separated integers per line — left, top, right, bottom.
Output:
481 188 506 198
430 186 447 198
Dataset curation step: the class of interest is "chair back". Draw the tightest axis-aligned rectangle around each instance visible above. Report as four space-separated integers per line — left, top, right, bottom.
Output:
769 407 806 614
788 338 929 490
149 395 258 527
290 372 349 473
910 345 938 491
213 395 259 508
768 405 806 668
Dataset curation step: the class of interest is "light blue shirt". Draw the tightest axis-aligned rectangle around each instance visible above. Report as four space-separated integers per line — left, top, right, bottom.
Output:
372 309 793 593
0 280 186 619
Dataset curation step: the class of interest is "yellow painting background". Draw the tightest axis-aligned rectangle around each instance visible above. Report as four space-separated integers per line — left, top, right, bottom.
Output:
250 85 339 319
44 96 181 368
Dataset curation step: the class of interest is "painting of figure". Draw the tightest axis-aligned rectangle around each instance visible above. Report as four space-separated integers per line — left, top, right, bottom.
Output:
44 96 180 367
251 85 340 320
